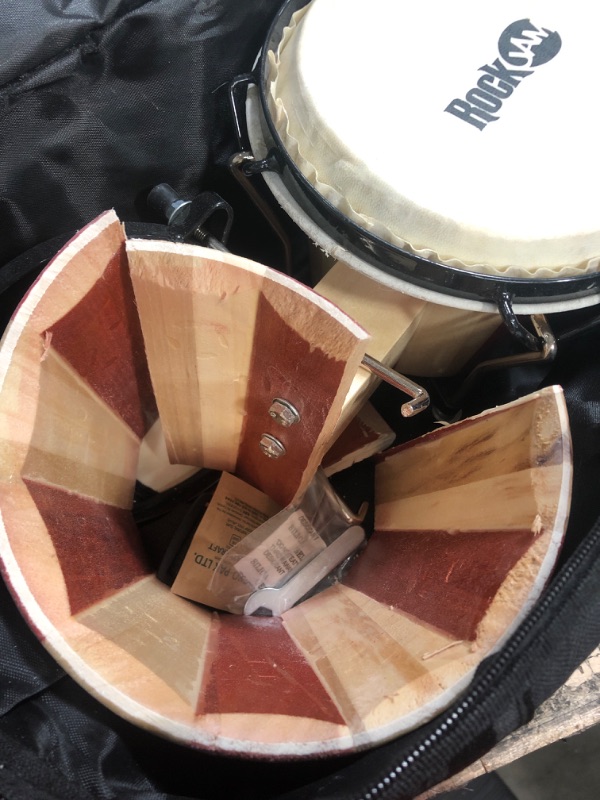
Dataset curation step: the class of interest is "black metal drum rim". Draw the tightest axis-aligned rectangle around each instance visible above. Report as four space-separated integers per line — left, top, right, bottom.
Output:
252 0 600 311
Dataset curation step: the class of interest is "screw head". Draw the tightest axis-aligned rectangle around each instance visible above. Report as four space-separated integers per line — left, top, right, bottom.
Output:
259 434 286 459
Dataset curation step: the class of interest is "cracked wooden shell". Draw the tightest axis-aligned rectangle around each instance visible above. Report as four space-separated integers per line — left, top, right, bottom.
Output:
0 212 572 757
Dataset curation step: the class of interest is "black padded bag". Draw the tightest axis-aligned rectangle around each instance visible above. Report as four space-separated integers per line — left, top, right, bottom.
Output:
1 3 599 799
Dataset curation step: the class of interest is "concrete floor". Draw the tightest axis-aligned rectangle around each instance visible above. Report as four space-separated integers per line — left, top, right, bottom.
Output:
439 724 600 800
497 723 600 800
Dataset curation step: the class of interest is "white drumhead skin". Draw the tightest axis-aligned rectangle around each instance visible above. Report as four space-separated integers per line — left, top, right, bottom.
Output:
268 0 600 279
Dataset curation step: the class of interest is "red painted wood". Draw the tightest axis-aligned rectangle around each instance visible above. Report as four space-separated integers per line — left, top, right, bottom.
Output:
343 528 536 641
197 614 344 724
235 292 347 506
322 412 384 469
24 480 150 615
47 245 157 439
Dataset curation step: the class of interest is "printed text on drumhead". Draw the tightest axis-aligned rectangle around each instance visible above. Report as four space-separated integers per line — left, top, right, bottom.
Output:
445 19 562 130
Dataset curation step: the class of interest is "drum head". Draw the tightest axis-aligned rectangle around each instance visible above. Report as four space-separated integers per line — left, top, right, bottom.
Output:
251 0 600 313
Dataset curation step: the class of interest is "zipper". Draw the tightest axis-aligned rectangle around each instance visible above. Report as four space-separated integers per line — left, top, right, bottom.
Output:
354 520 600 800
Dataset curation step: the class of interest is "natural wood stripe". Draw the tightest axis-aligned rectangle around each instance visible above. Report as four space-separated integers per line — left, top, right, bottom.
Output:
128 240 368 506
530 462 570 530
475 527 555 651
0 339 44 471
0 478 74 629
315 261 426 429
0 440 28 484
20 348 140 508
338 585 477 693
0 212 148 498
376 468 543 532
0 216 134 479
195 711 347 749
376 388 565 502
78 576 211 707
343 528 537 642
196 614 345 725
392 302 501 378
128 242 262 471
338 584 466 661
22 448 135 511
23 480 150 615
283 584 439 733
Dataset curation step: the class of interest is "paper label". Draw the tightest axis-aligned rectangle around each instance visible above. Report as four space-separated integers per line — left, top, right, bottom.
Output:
233 510 326 590
170 472 280 610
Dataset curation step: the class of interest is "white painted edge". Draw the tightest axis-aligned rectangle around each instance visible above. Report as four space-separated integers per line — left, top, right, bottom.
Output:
125 237 369 342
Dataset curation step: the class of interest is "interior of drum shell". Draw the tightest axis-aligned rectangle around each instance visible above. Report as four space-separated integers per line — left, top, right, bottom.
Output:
253 0 600 310
0 210 573 759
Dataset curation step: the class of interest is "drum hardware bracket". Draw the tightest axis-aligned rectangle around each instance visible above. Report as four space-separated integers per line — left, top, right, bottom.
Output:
360 354 430 417
229 151 294 274
432 313 557 414
147 183 233 251
228 72 294 273
229 72 258 153
228 73 285 176
240 149 282 177
497 291 546 352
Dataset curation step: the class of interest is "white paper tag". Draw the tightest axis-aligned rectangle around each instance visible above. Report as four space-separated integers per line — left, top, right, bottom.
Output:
233 509 326 590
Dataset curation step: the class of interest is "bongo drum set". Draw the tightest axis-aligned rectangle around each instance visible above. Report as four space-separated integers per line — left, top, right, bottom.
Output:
229 0 600 400
0 0 595 759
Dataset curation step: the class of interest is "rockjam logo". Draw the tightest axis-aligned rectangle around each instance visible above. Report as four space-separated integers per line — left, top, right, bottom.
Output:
445 19 562 130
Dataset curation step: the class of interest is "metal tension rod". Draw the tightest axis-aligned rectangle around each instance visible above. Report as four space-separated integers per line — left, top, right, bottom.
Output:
360 354 430 417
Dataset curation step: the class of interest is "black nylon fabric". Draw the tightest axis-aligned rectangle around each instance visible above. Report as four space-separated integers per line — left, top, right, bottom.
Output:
0 0 284 270
0 1 147 87
1 3 600 799
0 576 64 717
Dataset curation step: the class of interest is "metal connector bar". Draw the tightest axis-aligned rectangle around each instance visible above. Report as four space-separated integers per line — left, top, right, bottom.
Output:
360 354 430 417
